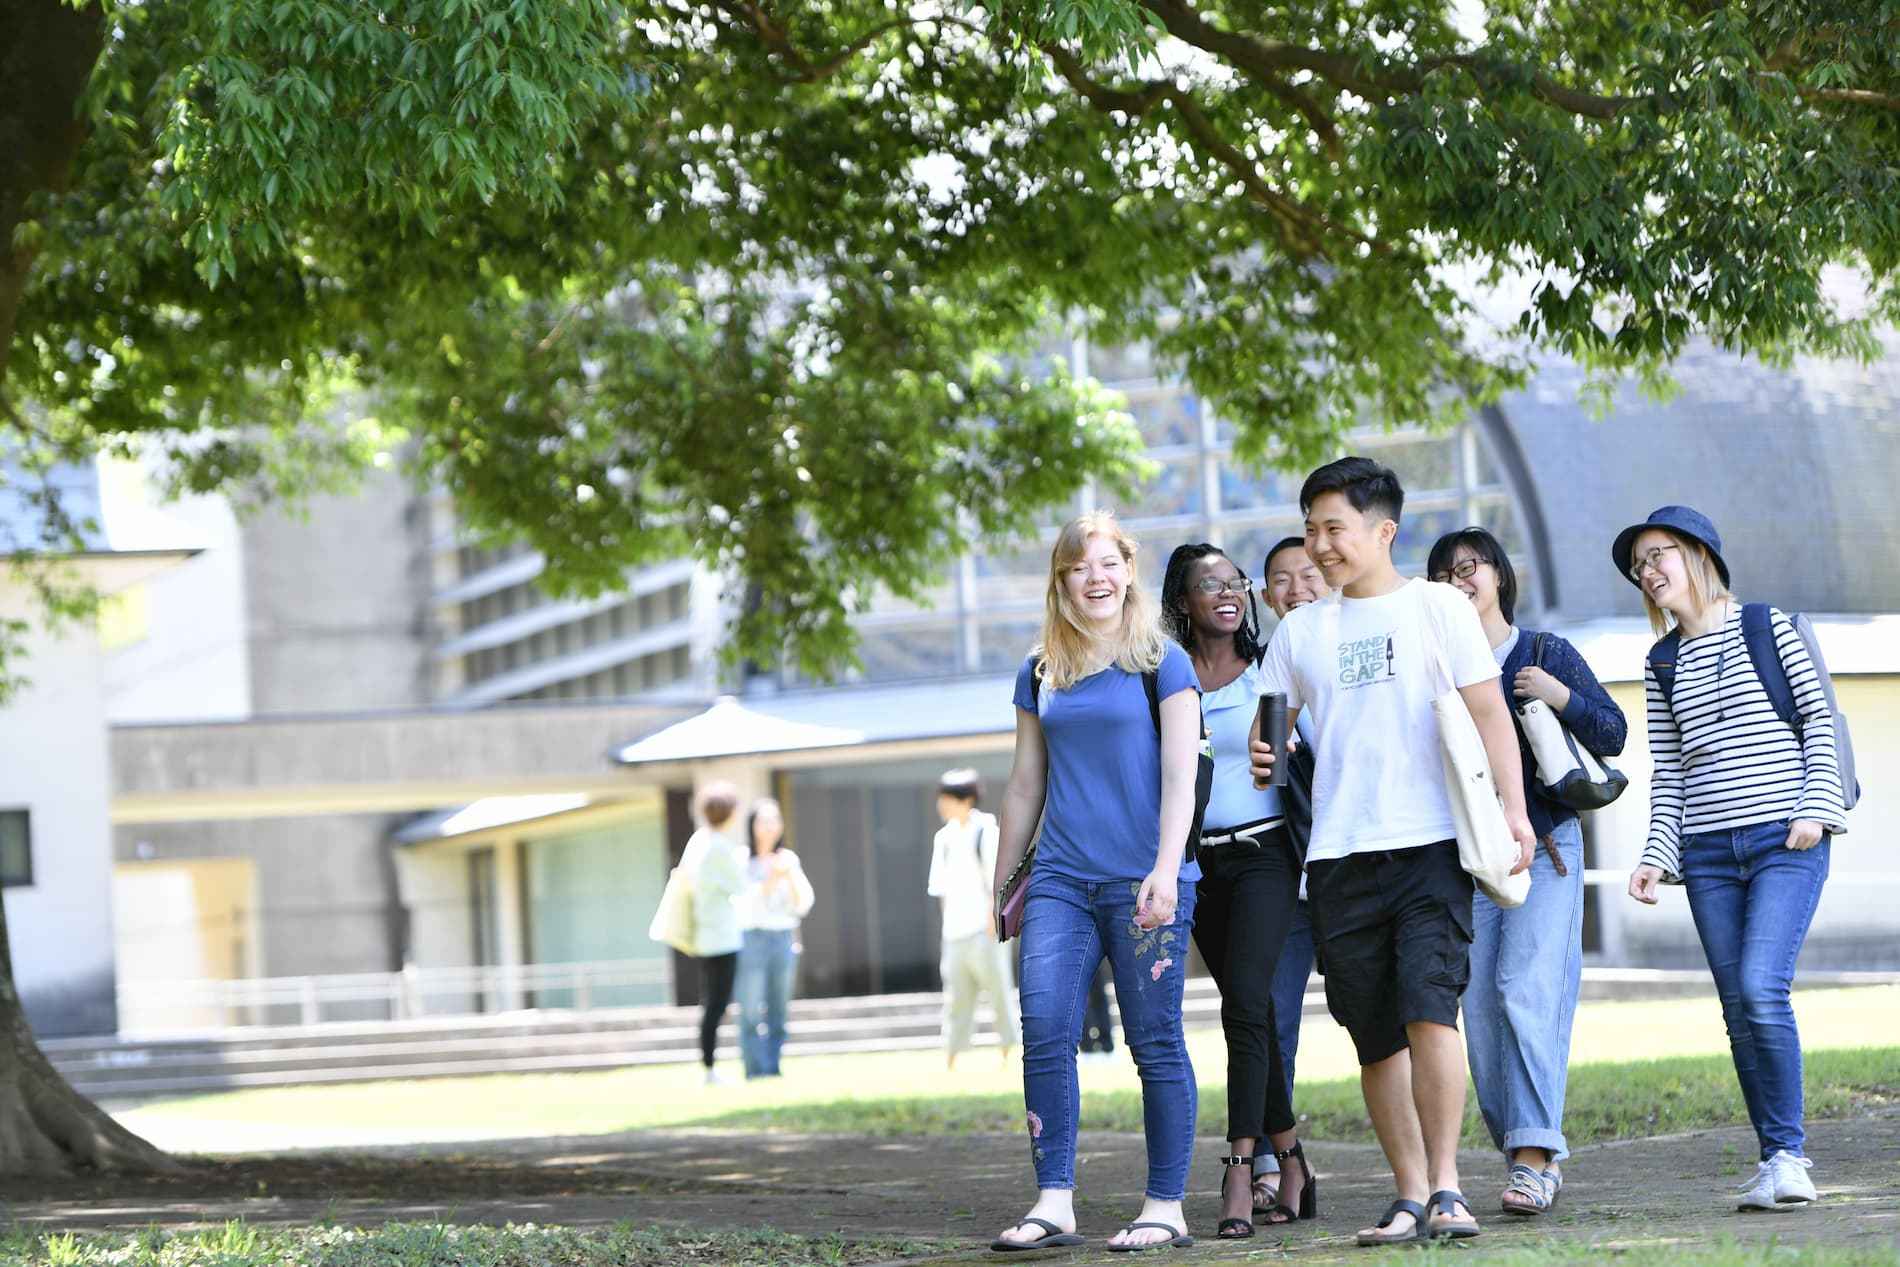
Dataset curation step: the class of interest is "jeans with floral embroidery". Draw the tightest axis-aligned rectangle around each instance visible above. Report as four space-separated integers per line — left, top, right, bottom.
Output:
1018 869 1198 1198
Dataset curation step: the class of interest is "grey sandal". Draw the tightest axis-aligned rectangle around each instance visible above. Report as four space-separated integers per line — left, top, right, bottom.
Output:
1502 1163 1557 1215
1426 1189 1481 1240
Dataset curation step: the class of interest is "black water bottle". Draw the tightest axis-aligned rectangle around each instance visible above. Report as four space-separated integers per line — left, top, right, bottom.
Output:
1257 692 1290 788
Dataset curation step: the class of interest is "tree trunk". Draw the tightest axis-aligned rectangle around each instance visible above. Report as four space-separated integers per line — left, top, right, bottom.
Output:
0 873 176 1174
0 0 105 389
0 0 175 1177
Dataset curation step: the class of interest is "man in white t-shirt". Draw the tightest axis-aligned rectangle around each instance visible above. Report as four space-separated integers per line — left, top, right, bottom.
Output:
1250 457 1534 1245
927 769 1020 1069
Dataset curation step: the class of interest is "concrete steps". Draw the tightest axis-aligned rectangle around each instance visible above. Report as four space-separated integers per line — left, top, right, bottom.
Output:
48 968 1898 1101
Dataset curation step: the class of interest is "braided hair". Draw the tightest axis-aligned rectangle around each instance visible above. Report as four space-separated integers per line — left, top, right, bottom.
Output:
1161 542 1263 663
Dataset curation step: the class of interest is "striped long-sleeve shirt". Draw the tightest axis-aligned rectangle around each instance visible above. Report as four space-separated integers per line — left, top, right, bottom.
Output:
1643 603 1849 880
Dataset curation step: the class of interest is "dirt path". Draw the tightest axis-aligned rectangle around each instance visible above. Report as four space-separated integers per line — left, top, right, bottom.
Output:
5 1114 1898 1262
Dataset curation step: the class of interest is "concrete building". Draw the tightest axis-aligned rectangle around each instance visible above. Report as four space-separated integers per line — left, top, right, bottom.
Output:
99 338 1900 1028
1 462 192 1037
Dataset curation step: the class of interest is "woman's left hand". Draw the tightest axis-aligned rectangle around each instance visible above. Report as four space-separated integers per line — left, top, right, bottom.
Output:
1135 868 1178 930
1513 665 1571 712
1785 819 1825 851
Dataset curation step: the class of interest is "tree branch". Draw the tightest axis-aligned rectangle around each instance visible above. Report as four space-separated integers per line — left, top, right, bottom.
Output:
1798 86 1900 112
1043 46 1382 261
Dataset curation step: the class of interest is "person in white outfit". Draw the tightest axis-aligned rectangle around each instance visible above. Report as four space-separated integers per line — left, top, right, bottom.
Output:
678 782 747 1083
928 769 1021 1069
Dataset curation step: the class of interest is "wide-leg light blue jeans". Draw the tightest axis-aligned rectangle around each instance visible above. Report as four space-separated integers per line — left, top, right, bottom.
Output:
736 927 799 1078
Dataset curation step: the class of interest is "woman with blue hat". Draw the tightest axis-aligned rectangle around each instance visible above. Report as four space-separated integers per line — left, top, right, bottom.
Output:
1614 505 1848 1212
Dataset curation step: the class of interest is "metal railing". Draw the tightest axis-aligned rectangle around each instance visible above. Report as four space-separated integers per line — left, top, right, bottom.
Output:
117 958 673 1033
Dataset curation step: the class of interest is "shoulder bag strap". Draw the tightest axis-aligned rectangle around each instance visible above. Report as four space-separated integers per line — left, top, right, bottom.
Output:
1648 630 1682 711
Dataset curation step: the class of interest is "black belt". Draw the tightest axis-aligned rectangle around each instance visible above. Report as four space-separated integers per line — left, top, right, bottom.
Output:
1199 817 1286 848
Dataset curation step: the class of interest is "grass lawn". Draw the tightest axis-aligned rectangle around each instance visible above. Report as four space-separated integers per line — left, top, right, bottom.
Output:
2 1223 954 1267
117 985 1900 1149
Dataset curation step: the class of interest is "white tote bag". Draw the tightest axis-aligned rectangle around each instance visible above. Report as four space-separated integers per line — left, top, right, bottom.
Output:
646 863 697 954
1427 633 1530 909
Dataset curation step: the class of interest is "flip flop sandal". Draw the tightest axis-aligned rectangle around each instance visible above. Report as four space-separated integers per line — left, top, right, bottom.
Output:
990 1217 1084 1252
1105 1222 1194 1252
1502 1163 1556 1216
1355 1198 1426 1247
1217 1153 1255 1238
1426 1189 1482 1240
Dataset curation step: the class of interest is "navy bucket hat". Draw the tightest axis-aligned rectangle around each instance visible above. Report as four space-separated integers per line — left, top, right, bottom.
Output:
1612 505 1731 589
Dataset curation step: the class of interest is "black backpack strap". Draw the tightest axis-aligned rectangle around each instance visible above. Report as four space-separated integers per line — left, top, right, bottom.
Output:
1143 669 1160 736
1648 630 1682 711
1740 602 1799 731
1530 630 1548 670
1029 656 1042 711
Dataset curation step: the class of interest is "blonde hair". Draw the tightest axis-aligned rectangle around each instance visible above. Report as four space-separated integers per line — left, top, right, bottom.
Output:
1033 512 1168 692
1641 529 1735 636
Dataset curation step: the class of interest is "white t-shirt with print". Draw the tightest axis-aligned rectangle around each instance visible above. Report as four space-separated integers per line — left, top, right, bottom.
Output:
1258 578 1499 864
927 810 1000 942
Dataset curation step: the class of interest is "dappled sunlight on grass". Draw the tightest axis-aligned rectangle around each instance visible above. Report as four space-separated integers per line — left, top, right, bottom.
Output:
115 986 1900 1149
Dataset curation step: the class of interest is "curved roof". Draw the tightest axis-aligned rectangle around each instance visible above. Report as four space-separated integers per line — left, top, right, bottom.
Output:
1491 341 1900 621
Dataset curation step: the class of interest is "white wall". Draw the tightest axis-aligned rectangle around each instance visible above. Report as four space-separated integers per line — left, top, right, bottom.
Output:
98 461 251 723
0 584 119 1036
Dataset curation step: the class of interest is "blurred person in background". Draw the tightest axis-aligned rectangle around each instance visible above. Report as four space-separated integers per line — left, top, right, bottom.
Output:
680 782 747 1084
929 768 1021 1069
736 796 816 1079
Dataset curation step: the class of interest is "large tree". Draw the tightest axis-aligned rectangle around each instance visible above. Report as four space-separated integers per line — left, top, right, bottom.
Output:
5 0 1899 1173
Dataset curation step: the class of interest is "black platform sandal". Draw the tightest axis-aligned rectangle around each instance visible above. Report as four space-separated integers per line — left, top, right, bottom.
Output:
1217 1153 1256 1238
1259 1140 1318 1225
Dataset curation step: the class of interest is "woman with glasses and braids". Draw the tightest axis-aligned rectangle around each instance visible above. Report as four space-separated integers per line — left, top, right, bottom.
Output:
1427 526 1626 1218
1160 543 1315 1238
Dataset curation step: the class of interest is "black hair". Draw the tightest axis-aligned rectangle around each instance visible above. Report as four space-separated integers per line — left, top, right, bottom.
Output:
1160 542 1263 662
1263 535 1308 578
937 769 981 804
1427 525 1518 624
1299 455 1405 524
746 797 786 854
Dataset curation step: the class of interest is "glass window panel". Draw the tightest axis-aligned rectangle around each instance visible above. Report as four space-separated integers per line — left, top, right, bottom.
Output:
1216 461 1303 515
1472 429 1505 486
975 542 1054 608
1117 456 1203 520
1391 506 1466 576
1367 436 1459 495
1087 341 1156 383
855 622 963 682
866 577 957 618
1122 388 1200 448
1475 497 1526 553
1220 521 1306 584
977 620 1044 674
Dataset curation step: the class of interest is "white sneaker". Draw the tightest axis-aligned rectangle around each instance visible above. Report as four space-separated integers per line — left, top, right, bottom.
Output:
1768 1150 1817 1204
704 1067 726 1085
1737 1161 1777 1212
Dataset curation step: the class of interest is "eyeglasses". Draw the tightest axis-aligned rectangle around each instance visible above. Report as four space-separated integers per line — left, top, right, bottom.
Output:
1627 543 1680 583
1430 558 1484 583
1193 576 1254 596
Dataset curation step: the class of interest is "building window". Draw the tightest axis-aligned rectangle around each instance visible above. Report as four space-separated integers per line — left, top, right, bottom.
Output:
0 810 30 888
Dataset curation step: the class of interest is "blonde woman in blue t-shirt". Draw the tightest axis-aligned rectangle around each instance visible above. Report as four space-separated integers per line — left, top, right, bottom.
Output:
990 511 1204 1253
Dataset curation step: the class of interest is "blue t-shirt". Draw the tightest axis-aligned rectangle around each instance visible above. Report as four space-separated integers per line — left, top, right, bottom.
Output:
1012 643 1203 884
1201 660 1283 832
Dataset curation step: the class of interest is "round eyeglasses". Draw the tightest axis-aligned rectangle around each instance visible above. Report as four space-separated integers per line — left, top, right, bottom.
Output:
1627 543 1681 583
1193 576 1254 596
1430 558 1483 584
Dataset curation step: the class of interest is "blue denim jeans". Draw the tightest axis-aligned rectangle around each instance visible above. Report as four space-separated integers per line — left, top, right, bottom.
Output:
1464 814 1585 1162
1680 820 1830 1160
1019 871 1198 1198
736 928 799 1078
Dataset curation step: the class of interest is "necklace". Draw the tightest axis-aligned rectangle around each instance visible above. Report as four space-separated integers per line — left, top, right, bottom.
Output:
1713 600 1733 722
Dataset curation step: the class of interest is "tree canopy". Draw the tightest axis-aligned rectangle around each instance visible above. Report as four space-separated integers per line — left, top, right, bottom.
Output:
9 2 1900 677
